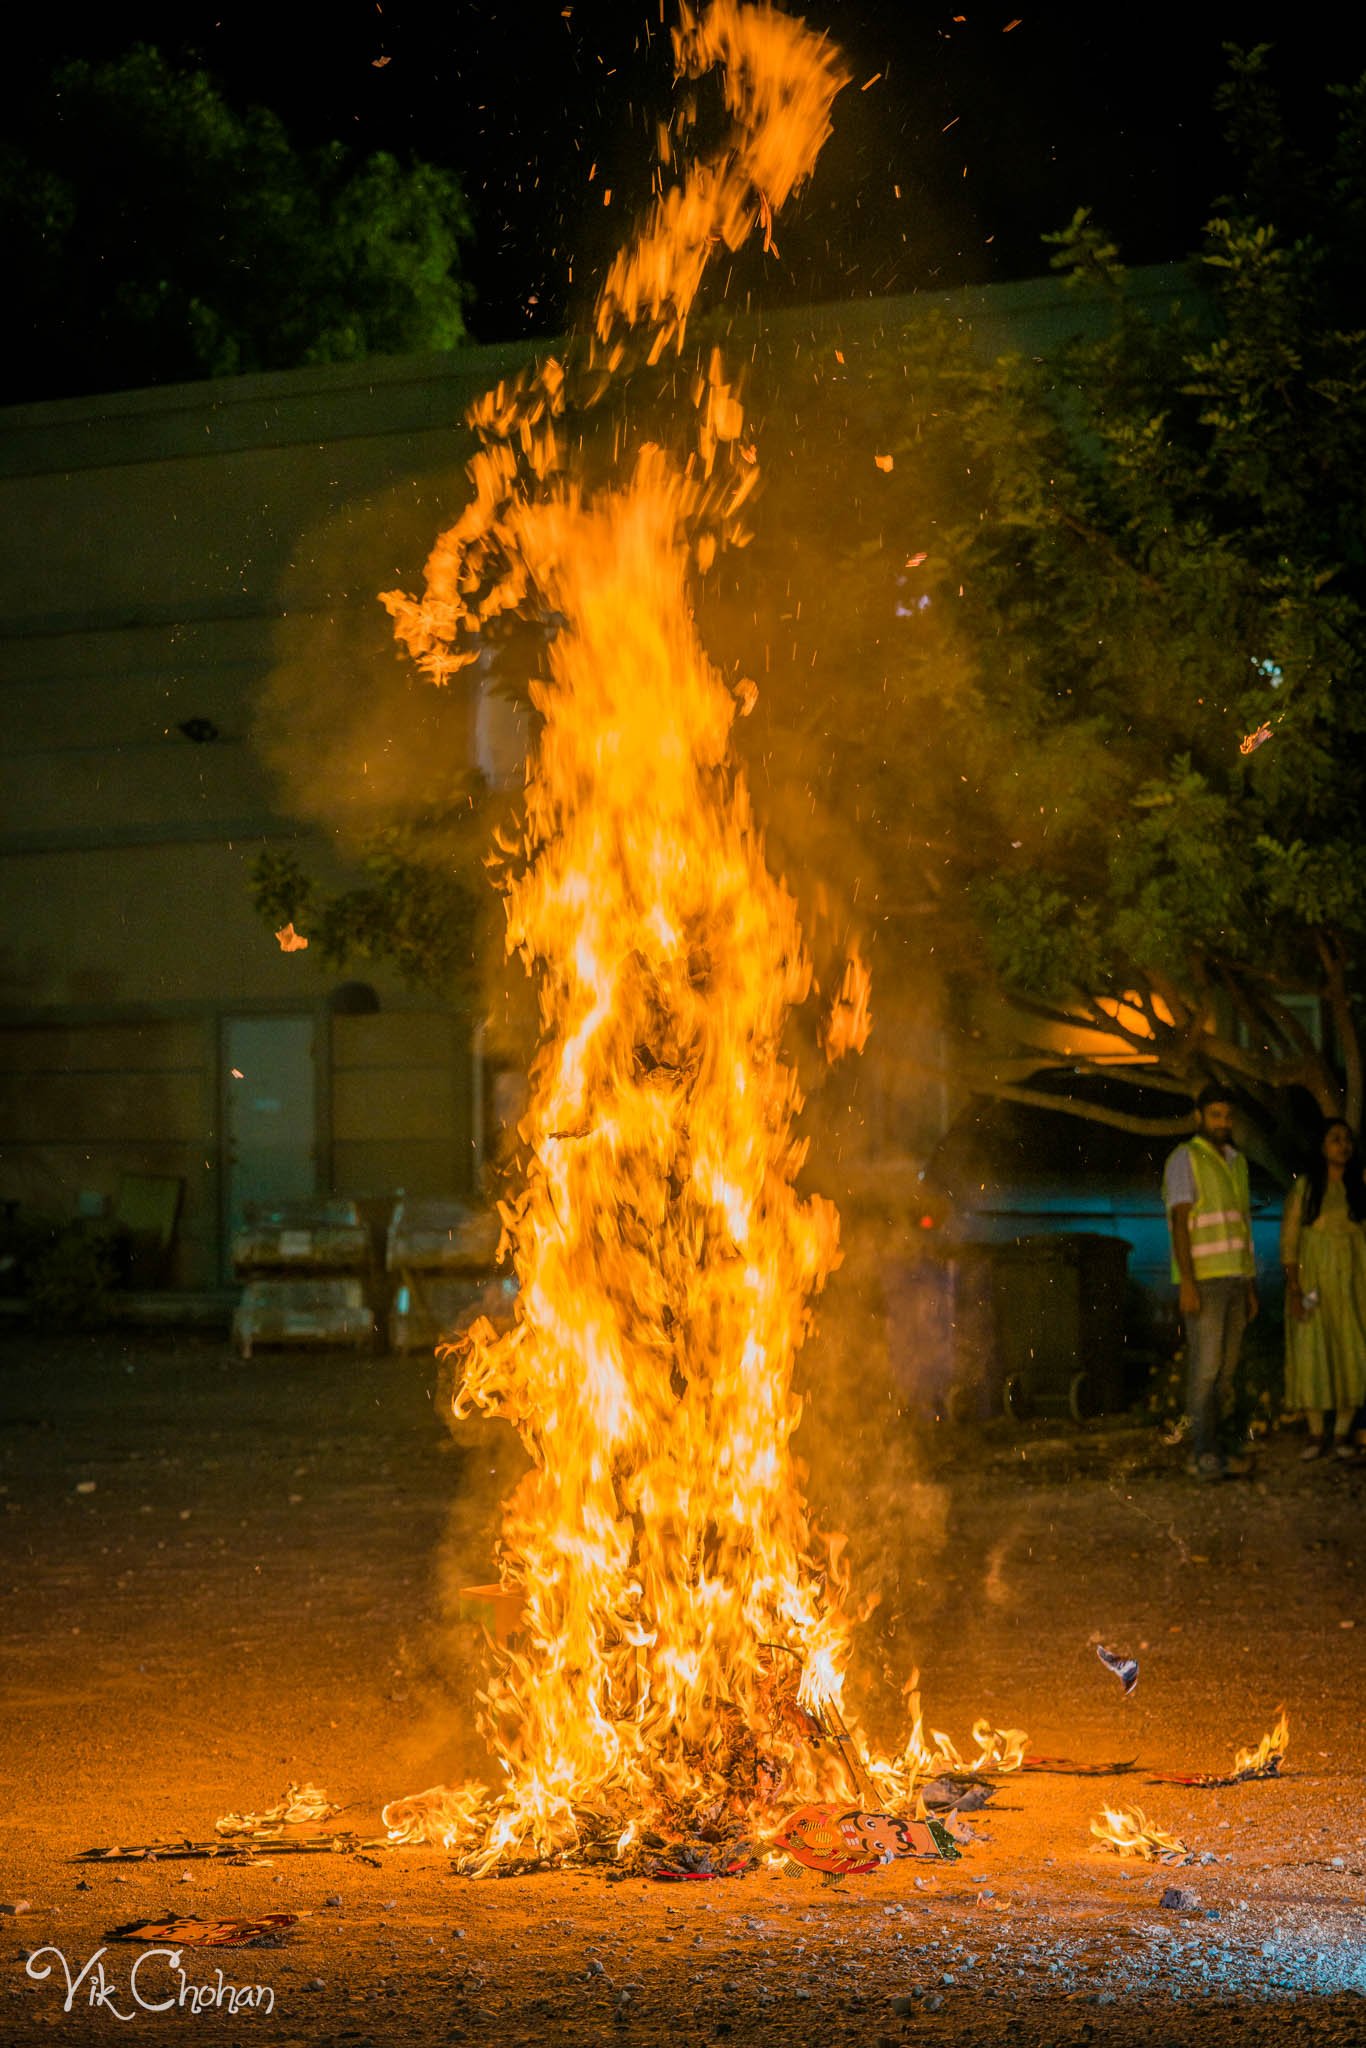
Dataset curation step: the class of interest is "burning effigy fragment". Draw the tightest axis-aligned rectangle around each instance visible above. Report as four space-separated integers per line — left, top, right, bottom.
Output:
1090 1805 1192 1863
1149 1708 1289 1788
771 1804 960 1885
921 1777 997 1813
376 2 1029 1879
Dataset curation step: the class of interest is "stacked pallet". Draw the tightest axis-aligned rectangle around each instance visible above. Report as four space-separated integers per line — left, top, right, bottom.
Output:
385 1198 510 1354
231 1200 376 1359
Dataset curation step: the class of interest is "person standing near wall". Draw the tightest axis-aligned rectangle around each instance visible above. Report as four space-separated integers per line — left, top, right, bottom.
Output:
1163 1083 1258 1480
1281 1117 1366 1460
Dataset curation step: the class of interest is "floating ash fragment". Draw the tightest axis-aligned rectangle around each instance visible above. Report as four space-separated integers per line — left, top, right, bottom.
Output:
1096 1644 1139 1695
274 923 309 953
105 1915 300 1948
1091 1805 1191 1863
216 1782 342 1836
1239 721 1273 755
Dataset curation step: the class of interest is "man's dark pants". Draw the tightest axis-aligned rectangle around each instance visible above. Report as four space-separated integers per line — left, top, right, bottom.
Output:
1184 1277 1248 1465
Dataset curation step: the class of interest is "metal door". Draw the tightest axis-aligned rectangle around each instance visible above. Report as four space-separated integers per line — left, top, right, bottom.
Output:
223 1015 317 1252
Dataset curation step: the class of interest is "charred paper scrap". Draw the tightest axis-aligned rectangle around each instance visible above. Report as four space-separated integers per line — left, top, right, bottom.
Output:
216 1783 342 1837
1097 1644 1139 1695
920 1778 997 1814
105 1915 300 1949
81 1834 387 1863
643 1840 755 1882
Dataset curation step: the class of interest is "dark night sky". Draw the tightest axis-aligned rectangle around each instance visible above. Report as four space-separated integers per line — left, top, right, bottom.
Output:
9 1 1366 345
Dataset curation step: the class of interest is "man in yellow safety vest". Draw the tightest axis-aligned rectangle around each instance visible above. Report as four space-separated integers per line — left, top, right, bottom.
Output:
1163 1082 1259 1479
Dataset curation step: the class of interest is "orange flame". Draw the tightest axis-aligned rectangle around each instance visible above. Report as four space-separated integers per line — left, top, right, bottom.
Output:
1090 1805 1190 1860
378 5 1024 1874
823 939 873 1061
861 1676 1026 1810
1232 1707 1289 1778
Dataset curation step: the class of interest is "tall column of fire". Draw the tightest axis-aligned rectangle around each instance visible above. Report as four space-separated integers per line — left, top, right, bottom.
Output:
381 3 866 1872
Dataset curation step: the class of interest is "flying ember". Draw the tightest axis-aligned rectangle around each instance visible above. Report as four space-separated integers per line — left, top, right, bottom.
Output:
377 1 1006 1876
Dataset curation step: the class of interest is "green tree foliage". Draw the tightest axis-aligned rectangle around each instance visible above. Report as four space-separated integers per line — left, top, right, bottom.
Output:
250 816 486 1017
726 47 1365 1166
2 46 471 401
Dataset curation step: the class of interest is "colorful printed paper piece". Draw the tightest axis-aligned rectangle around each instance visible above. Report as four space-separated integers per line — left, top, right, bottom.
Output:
770 1805 959 1877
106 1915 299 1949
1097 1644 1139 1695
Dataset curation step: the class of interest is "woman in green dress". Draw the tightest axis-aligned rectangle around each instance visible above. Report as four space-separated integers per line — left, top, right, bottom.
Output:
1281 1118 1366 1458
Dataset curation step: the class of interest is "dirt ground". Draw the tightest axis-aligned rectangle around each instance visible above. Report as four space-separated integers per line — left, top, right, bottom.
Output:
3 1327 1366 2047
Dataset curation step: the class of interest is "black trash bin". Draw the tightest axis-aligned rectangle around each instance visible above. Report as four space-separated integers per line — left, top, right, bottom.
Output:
982 1232 1131 1420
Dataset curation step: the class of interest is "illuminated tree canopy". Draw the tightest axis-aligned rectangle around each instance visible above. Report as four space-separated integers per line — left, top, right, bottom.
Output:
745 47 1366 1164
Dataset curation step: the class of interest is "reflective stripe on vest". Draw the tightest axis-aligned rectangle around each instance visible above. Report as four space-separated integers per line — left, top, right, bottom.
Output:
1170 1138 1255 1282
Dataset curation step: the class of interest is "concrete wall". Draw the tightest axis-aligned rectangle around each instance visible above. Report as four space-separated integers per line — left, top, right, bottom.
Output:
0 267 1197 1287
0 343 544 1283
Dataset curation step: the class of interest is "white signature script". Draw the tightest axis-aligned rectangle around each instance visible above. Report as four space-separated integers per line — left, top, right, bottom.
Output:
25 1945 276 2018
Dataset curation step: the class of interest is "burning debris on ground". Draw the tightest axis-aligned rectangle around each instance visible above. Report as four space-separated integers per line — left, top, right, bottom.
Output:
1090 1805 1193 1865
8 1329 1366 2044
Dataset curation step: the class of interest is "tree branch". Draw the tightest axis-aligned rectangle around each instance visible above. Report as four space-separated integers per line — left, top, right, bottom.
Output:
980 1080 1195 1137
907 1052 1197 1136
1316 933 1360 1126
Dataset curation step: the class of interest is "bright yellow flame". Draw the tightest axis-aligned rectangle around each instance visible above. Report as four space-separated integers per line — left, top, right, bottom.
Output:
861 1678 1026 1812
377 4 1026 1874
1232 1707 1289 1779
1090 1805 1190 1860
